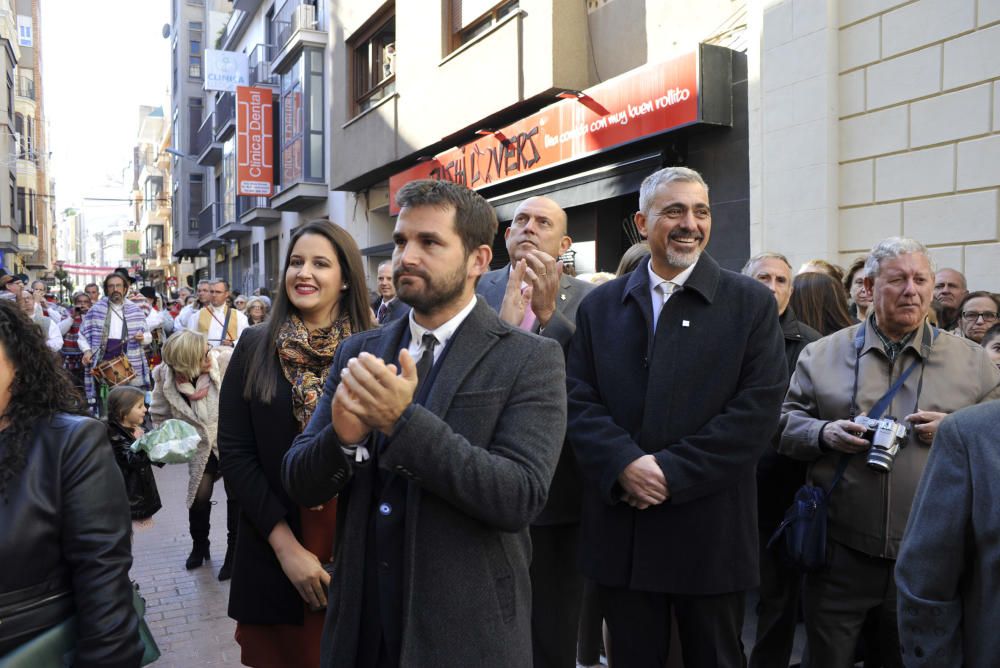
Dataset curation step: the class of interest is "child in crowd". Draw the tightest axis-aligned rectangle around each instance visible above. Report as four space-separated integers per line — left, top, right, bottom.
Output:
982 323 1000 369
105 385 162 528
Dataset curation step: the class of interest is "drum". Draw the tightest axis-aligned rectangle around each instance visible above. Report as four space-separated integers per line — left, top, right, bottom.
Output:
92 354 136 387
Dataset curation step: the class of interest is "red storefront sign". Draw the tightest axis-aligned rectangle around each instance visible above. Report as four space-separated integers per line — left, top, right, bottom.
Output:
236 86 274 196
388 51 700 214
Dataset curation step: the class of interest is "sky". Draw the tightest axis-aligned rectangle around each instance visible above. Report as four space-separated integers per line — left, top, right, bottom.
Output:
41 0 171 216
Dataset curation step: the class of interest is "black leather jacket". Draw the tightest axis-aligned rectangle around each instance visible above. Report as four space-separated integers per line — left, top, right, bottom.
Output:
105 421 162 520
0 414 143 667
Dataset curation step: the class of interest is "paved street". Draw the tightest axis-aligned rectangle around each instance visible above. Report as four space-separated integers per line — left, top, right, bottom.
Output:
130 462 241 668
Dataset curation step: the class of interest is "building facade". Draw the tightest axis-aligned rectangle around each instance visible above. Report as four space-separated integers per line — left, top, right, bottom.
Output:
754 0 1000 291
132 104 179 295
0 1 19 274
166 0 999 296
9 0 55 281
171 0 349 298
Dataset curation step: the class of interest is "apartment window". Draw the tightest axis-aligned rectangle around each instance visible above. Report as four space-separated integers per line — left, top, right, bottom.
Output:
450 0 518 49
6 76 12 122
13 113 23 157
222 137 236 223
25 116 33 158
280 47 324 186
16 187 25 232
189 21 203 79
188 97 203 138
189 173 203 231
349 10 395 115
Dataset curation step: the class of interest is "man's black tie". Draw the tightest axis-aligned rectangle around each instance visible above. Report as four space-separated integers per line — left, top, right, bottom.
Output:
415 333 438 394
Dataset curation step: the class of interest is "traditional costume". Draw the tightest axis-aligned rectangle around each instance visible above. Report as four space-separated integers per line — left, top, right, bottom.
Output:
195 303 248 346
79 297 151 414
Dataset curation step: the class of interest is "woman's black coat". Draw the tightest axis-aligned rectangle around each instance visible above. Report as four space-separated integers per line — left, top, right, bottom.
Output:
218 325 308 625
0 414 143 667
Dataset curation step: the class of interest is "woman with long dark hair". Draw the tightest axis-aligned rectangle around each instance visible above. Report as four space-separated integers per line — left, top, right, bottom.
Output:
219 220 375 667
0 300 143 665
789 271 856 336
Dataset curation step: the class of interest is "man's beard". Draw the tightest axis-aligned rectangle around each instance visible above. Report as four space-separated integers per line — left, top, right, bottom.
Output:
109 292 124 304
665 246 702 270
395 263 466 315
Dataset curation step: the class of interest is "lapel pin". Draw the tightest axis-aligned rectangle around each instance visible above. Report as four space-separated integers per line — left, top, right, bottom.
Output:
682 320 690 327
560 294 566 301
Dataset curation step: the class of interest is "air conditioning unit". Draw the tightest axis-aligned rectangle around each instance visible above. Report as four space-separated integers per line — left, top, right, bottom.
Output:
293 4 317 32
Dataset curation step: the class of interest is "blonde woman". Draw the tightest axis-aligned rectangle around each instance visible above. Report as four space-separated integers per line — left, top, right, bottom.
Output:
149 330 234 576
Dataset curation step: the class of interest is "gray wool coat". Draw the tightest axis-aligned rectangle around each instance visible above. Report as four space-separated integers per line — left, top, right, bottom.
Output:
895 400 1000 667
281 297 567 668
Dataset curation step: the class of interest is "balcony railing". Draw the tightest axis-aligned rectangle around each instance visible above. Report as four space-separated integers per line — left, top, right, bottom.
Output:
238 194 280 226
249 43 278 87
273 0 324 50
16 75 34 100
198 204 215 238
217 202 236 228
193 115 214 157
215 92 235 141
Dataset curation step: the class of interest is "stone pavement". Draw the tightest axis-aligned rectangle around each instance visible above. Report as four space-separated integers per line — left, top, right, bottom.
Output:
130 462 241 668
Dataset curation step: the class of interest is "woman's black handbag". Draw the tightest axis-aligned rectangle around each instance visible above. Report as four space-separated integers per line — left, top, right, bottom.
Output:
0 583 159 667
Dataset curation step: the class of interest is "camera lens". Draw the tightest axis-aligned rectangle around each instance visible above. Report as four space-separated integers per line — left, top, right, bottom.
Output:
867 448 893 473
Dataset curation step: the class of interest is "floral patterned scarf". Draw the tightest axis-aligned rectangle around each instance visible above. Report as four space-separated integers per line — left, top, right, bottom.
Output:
276 313 352 430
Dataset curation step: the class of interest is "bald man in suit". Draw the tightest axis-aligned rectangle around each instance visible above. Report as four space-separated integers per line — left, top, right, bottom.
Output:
477 196 594 668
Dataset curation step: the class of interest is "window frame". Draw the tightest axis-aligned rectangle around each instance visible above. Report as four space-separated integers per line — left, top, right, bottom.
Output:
279 46 325 187
448 0 518 53
188 21 203 80
348 8 395 117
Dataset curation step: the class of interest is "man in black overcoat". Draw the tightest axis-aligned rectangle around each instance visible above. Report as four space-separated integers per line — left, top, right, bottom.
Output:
566 166 787 667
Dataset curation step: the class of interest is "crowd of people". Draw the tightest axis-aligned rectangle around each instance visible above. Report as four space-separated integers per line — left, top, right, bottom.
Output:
1 166 999 668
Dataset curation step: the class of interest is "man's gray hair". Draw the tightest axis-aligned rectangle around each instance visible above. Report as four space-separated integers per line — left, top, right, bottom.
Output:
377 260 392 272
741 252 792 277
638 166 709 216
196 279 210 287
864 237 935 278
210 277 230 290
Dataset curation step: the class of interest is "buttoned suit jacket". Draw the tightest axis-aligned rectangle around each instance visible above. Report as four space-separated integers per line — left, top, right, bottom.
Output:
477 266 594 524
281 297 566 668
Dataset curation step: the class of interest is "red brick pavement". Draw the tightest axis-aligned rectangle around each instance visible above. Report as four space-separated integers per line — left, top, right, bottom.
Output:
130 462 242 668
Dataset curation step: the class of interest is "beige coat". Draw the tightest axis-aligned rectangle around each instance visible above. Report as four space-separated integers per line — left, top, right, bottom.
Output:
779 321 1000 559
149 348 232 508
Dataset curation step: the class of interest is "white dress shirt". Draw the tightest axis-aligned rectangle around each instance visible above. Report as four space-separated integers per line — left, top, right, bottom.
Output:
647 259 697 332
345 294 479 462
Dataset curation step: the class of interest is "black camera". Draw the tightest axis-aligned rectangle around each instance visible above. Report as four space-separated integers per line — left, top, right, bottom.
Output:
853 416 907 473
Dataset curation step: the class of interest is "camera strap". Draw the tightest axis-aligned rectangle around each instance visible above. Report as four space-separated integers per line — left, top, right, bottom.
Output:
829 323 941 492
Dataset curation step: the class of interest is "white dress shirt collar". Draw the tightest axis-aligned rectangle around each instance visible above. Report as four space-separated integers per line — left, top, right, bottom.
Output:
407 294 478 364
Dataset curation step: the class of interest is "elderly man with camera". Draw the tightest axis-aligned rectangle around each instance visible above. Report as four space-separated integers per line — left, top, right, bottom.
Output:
778 237 1000 668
